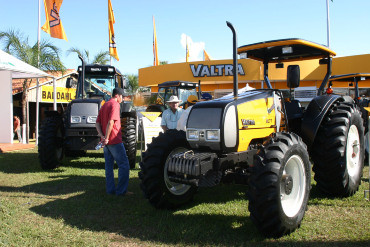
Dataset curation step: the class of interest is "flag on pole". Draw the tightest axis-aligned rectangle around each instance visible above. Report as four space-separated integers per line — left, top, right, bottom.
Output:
153 16 159 66
186 37 189 62
203 49 211 61
41 0 68 41
108 0 119 61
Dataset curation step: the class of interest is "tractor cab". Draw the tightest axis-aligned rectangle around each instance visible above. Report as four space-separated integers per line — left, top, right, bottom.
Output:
147 80 200 112
329 73 370 131
238 38 336 94
73 64 125 102
238 38 337 137
329 73 370 102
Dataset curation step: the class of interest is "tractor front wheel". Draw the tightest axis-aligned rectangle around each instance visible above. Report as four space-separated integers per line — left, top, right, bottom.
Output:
139 129 197 209
248 132 311 238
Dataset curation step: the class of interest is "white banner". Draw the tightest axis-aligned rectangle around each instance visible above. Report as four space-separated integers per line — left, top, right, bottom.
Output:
141 112 163 151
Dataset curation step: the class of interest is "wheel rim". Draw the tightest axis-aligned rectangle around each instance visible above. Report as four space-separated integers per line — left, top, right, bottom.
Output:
346 125 361 178
280 155 306 217
164 147 192 196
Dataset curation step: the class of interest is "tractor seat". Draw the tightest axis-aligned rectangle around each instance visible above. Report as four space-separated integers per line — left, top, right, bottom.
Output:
285 100 303 119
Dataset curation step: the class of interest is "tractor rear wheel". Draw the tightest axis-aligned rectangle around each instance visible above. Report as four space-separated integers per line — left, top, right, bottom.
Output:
122 116 137 169
38 116 64 170
311 102 364 197
248 132 311 238
139 129 197 209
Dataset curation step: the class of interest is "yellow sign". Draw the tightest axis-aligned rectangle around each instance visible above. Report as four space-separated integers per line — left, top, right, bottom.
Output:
41 86 76 103
141 112 161 122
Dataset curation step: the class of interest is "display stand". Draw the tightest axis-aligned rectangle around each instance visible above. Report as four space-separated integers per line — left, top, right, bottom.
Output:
139 112 163 162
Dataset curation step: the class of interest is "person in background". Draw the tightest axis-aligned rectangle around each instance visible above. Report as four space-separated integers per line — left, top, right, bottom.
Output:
177 95 198 131
201 92 212 101
13 116 22 143
161 95 183 132
95 88 131 196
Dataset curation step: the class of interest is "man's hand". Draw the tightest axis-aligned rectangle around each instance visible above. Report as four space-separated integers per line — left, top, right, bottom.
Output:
103 137 109 145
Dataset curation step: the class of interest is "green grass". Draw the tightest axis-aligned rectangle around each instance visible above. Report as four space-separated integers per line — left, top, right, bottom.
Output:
0 148 369 247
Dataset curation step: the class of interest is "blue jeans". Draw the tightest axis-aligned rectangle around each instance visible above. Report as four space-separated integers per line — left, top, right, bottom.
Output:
103 143 130 195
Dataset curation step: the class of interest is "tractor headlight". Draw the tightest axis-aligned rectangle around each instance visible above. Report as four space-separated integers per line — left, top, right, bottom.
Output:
206 130 220 141
187 129 199 140
71 116 81 123
87 116 97 123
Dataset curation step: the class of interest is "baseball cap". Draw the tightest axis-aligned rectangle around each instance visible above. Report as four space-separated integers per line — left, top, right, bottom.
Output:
112 87 125 96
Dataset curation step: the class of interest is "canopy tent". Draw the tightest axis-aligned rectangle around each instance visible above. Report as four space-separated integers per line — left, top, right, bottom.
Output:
0 49 56 144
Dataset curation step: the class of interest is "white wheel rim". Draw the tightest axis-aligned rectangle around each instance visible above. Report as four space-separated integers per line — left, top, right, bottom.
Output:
346 125 361 178
280 155 306 218
164 147 192 196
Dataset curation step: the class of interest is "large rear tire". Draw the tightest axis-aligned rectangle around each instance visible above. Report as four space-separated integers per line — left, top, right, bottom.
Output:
38 117 64 170
122 116 137 169
139 129 197 209
311 101 365 197
248 133 311 238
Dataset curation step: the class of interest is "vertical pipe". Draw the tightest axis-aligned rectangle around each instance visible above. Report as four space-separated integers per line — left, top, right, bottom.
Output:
354 77 359 102
78 55 85 99
36 79 39 145
318 57 332 95
326 0 331 48
263 61 272 89
226 21 238 98
36 0 41 145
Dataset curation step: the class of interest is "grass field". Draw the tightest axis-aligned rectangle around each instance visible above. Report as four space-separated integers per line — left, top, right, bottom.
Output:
0 148 369 247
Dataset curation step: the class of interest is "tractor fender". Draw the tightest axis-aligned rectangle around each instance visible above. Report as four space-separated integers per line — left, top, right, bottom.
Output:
301 95 353 149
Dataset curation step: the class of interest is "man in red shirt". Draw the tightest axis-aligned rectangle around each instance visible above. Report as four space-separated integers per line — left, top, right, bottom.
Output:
95 88 130 196
13 116 22 143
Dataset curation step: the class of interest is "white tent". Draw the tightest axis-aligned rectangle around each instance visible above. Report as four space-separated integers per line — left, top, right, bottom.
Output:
0 49 56 144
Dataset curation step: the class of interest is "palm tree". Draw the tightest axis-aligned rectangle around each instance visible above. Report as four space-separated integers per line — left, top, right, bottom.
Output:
66 47 110 64
125 74 139 94
0 29 65 142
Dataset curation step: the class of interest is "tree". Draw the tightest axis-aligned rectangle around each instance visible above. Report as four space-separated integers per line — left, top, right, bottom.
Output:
125 74 139 94
66 47 110 64
0 29 65 142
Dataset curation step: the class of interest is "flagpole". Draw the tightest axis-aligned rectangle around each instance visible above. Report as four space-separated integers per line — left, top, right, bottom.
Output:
109 1 111 65
186 36 188 62
326 0 330 48
35 0 41 145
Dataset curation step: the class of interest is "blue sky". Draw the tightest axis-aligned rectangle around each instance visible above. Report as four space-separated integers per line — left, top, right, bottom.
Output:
1 0 369 75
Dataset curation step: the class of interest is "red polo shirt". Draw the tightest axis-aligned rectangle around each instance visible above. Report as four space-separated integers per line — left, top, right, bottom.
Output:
96 99 122 145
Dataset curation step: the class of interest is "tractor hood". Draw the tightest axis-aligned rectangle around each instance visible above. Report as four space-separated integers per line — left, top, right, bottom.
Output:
186 89 276 153
68 98 102 128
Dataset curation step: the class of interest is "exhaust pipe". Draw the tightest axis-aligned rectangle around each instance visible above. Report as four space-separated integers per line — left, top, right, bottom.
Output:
226 21 238 98
78 55 85 99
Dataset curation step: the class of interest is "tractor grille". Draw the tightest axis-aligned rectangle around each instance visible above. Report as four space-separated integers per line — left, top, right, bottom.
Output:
167 151 216 177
